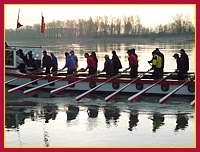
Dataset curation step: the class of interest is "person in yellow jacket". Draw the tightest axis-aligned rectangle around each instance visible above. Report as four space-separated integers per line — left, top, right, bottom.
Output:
148 51 163 79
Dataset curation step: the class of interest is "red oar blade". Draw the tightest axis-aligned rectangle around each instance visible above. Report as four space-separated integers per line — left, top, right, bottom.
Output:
159 80 189 104
190 100 195 108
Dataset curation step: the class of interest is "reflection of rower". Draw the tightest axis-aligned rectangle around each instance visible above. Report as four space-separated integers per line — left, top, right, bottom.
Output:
43 104 58 123
87 106 99 118
5 109 26 129
104 106 120 126
175 113 188 131
149 113 165 132
128 111 139 131
66 105 79 121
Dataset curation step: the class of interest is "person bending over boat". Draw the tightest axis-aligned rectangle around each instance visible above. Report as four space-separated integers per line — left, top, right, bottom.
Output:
16 50 26 73
91 52 98 72
125 49 138 78
179 49 189 78
26 51 40 70
173 53 186 80
83 53 97 75
112 50 122 75
70 50 78 71
154 48 164 77
148 51 163 79
18 49 30 67
50 52 58 74
102 54 114 77
62 52 76 75
42 51 52 75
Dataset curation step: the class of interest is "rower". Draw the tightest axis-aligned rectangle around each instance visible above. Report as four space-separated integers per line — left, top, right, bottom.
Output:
148 50 163 79
83 53 97 76
125 49 138 78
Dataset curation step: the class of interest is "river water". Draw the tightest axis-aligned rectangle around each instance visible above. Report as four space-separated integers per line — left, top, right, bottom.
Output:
5 40 195 147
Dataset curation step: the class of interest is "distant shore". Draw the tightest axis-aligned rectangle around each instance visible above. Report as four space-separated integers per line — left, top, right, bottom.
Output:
6 33 194 46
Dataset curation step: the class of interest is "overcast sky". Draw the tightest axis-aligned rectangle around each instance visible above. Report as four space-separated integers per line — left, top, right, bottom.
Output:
5 4 195 29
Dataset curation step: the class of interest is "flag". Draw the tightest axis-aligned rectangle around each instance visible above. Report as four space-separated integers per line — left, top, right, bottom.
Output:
16 8 23 29
41 15 45 33
17 22 23 29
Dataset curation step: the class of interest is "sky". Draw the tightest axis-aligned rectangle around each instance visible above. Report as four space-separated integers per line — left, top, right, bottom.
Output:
5 4 195 29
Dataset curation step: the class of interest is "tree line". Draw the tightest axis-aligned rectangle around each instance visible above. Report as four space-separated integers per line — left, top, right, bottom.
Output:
6 13 195 41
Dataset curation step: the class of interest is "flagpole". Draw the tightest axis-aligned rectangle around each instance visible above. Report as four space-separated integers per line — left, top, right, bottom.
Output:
41 11 46 48
15 8 21 47
41 12 43 47
17 8 20 28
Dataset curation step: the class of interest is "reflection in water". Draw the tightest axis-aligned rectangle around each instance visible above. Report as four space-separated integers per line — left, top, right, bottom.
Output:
86 106 99 131
5 99 194 147
66 105 79 121
87 106 99 118
104 106 120 126
5 108 26 130
175 113 189 131
128 110 139 131
149 113 165 132
43 104 58 123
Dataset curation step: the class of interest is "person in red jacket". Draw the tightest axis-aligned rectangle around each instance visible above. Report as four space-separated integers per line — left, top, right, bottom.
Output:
83 53 97 75
125 49 138 78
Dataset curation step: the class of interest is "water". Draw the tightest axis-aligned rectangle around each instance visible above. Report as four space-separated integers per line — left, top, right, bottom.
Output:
5 41 195 147
5 90 195 147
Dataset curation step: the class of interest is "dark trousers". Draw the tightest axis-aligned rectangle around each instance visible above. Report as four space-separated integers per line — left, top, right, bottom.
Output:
18 63 26 73
153 68 163 79
130 66 138 78
89 67 97 75
68 69 76 75
45 66 51 75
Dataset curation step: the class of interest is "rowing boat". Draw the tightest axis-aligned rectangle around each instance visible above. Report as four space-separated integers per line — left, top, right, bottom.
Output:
5 45 195 96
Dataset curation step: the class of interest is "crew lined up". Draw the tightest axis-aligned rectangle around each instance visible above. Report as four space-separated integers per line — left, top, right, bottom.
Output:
16 48 189 80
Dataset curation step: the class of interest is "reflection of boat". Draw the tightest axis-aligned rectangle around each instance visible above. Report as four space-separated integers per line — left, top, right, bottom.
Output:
5 101 192 134
6 45 195 97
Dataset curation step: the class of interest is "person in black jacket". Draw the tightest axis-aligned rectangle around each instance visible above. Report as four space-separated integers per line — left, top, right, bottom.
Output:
173 53 187 80
42 51 52 75
18 49 30 67
112 50 122 75
102 54 114 77
179 49 189 76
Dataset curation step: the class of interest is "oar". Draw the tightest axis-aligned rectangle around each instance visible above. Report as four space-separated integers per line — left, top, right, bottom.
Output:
23 77 65 95
8 69 63 94
76 73 121 102
5 69 43 84
159 79 189 104
128 73 171 102
105 69 151 102
50 72 101 95
190 100 195 108
6 77 21 84
23 69 82 95
8 76 45 94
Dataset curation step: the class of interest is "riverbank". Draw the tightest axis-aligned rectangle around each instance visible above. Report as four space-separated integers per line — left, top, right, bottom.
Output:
6 33 194 46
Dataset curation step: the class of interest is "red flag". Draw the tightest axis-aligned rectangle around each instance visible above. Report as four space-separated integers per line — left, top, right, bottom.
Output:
41 16 45 33
17 22 23 29
16 9 23 29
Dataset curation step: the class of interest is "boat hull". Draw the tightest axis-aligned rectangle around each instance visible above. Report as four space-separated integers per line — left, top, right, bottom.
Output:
6 70 195 96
